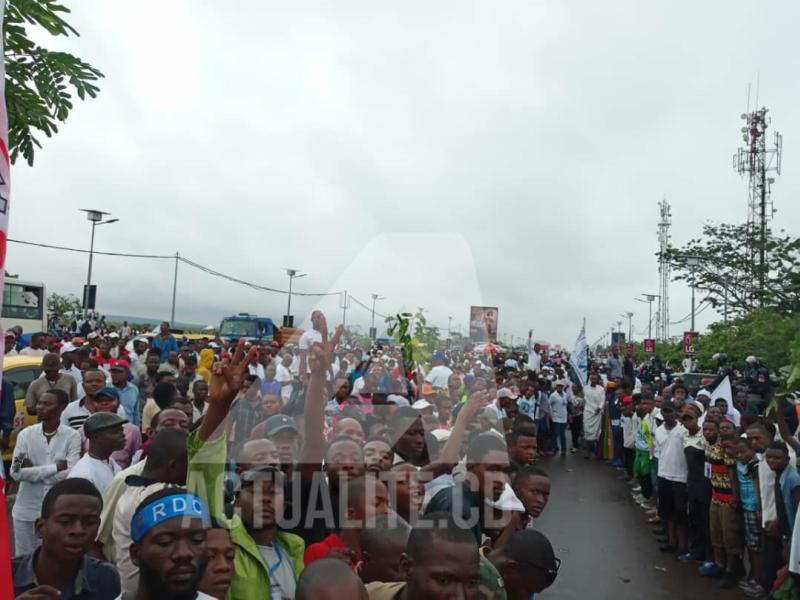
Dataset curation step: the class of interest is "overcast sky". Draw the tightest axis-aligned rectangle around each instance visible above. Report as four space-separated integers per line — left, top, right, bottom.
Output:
7 0 800 346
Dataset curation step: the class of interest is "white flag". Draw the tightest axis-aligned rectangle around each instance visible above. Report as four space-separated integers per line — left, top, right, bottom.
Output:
711 375 733 406
570 320 588 386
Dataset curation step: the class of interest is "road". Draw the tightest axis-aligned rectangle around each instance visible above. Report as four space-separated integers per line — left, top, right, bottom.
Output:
534 453 731 600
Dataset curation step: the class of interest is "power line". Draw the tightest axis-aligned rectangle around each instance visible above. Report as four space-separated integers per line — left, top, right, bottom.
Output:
349 294 389 320
9 238 342 297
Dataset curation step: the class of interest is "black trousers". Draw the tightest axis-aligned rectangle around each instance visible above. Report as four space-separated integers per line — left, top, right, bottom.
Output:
570 414 583 448
687 492 711 562
761 533 783 592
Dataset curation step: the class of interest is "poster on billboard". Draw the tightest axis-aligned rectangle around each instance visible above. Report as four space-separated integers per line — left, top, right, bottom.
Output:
683 331 699 355
643 339 656 354
469 306 498 343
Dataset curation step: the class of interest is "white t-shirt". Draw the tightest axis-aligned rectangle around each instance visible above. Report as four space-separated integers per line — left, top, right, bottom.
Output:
424 365 453 389
527 352 541 373
68 454 121 494
258 543 297 599
655 423 688 483
298 329 323 373
275 364 294 401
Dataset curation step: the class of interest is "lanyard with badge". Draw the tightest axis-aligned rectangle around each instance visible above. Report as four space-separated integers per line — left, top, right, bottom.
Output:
267 542 285 600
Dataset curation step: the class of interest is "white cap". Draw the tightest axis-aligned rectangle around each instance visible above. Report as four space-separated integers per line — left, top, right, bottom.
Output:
497 387 519 400
108 332 120 338
412 399 434 411
386 394 410 407
431 428 451 443
87 332 99 340
59 343 76 354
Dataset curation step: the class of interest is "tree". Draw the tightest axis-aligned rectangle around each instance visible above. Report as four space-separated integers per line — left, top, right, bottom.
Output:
5 0 103 165
692 308 800 379
47 291 81 320
662 222 800 318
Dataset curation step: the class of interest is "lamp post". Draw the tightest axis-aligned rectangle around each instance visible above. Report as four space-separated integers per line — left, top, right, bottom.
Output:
621 312 634 342
635 294 659 339
284 269 306 327
80 209 118 311
370 293 384 340
686 257 701 332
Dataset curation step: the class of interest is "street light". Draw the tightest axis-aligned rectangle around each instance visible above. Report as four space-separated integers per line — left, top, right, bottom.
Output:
370 293 385 340
635 294 659 339
80 209 118 311
283 269 306 327
620 312 634 342
686 256 701 332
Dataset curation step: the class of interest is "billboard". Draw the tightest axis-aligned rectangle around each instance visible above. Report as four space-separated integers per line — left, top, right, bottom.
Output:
683 331 699 355
643 339 656 354
469 306 498 343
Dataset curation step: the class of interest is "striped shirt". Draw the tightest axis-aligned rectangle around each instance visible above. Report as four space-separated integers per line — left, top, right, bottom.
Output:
60 398 127 430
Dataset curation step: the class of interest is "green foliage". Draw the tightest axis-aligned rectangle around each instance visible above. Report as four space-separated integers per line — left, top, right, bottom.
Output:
663 222 800 317
4 0 103 165
386 312 417 373
47 291 81 320
692 309 800 382
786 331 800 390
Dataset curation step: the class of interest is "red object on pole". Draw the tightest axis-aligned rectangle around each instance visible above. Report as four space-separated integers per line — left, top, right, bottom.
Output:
683 331 699 355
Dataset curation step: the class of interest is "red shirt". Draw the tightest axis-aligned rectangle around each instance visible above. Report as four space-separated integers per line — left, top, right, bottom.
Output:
303 533 359 570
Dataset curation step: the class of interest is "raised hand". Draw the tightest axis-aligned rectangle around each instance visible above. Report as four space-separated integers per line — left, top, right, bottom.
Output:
308 315 343 375
208 339 258 406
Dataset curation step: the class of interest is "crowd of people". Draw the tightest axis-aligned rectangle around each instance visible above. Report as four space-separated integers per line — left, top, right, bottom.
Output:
6 313 800 599
4 314 562 599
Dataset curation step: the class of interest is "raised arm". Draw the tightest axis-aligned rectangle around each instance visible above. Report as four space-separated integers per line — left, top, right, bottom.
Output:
299 315 343 474
198 339 257 443
423 391 489 477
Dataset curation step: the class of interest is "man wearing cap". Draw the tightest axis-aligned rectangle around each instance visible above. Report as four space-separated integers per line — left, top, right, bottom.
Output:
424 351 453 389
259 414 302 470
485 529 560 599
129 487 211 600
110 358 141 427
298 310 326 385
489 387 519 421
5 329 18 356
79 387 142 469
61 371 128 430
68 412 127 493
25 352 78 415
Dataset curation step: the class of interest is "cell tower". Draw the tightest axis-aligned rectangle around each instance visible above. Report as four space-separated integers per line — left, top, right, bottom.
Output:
657 198 671 341
734 106 782 301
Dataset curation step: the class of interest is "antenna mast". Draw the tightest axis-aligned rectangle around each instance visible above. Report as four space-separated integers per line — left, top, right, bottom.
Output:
734 104 782 305
657 198 671 341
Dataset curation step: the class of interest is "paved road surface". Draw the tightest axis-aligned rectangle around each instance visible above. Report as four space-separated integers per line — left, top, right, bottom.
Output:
534 453 731 600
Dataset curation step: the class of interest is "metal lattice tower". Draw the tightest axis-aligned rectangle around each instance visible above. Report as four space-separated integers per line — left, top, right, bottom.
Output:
657 199 671 341
734 107 782 301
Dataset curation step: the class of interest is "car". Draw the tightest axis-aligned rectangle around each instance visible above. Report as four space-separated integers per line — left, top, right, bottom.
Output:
2 355 43 463
675 371 716 392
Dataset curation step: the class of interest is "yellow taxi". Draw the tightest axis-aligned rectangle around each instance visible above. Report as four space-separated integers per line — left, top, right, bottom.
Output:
2 355 43 462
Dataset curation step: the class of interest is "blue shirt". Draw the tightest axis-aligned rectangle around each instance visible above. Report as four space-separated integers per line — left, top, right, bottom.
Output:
777 464 800 535
737 460 758 512
260 379 282 396
151 334 178 362
113 381 140 427
13 549 121 599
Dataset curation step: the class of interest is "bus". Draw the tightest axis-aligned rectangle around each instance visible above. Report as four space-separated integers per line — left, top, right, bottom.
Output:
2 278 47 333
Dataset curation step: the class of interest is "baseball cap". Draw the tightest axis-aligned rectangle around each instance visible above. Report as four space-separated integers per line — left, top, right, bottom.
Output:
432 351 446 361
71 337 85 346
622 395 633 405
505 529 559 580
59 343 76 355
497 387 519 400
87 332 99 340
386 394 411 407
412 399 434 411
263 414 299 437
108 332 120 339
84 412 127 437
109 359 130 372
431 428 452 443
95 387 120 401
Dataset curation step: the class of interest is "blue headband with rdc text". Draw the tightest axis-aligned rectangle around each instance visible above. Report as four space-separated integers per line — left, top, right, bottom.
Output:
130 493 211 544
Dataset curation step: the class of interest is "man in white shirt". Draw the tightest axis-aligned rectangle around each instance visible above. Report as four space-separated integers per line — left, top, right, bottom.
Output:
526 337 542 377
19 332 47 357
298 310 325 383
275 353 295 402
424 351 453 389
62 373 127 430
654 401 689 556
11 388 81 555
68 412 126 493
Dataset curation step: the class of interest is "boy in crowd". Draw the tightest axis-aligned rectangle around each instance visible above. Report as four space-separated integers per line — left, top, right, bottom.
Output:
701 432 742 588
734 436 765 598
13 479 121 599
512 466 551 529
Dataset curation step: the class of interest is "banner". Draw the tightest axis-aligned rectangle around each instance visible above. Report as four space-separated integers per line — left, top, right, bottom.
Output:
469 306 498 343
0 0 13 594
569 320 588 386
643 339 656 353
683 331 699 355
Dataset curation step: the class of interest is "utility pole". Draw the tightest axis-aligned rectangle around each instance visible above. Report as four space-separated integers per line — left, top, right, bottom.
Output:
657 199 672 341
171 252 179 324
283 269 306 328
79 209 118 311
687 256 701 331
340 291 350 330
447 316 453 338
635 294 658 339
